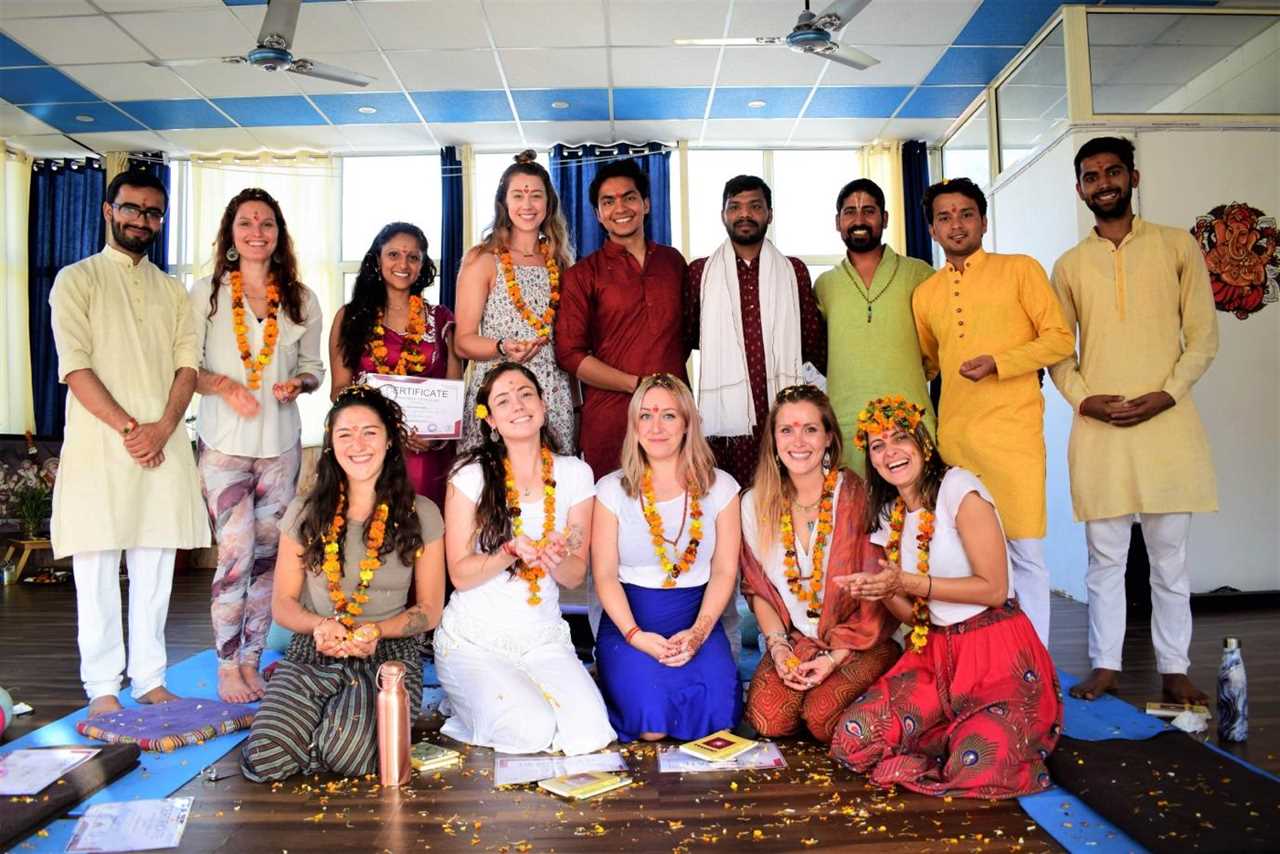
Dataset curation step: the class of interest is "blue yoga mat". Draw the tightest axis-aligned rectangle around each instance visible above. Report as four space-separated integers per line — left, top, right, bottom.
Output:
13 818 80 854
1019 789 1144 853
1057 670 1169 742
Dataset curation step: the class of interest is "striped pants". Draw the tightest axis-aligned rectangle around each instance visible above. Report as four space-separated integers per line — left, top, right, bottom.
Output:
241 634 423 782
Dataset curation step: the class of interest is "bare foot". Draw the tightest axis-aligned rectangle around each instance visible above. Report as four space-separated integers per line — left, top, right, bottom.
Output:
1162 673 1209 705
87 695 123 718
217 667 254 704
239 663 266 701
1069 667 1120 701
137 685 180 705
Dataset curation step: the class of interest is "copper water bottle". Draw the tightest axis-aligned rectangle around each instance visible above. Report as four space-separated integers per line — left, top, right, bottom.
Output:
376 660 412 786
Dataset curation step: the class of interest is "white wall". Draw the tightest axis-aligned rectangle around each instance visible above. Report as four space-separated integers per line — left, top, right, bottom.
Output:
990 127 1280 598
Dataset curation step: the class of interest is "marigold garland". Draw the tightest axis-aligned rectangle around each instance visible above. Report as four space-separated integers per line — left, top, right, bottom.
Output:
368 295 432 375
853 394 927 451
781 467 839 620
498 243 560 339
321 487 390 632
229 270 281 391
503 445 557 606
885 498 936 653
641 467 703 588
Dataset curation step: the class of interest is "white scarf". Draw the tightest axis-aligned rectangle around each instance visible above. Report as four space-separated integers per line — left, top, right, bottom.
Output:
697 238 803 437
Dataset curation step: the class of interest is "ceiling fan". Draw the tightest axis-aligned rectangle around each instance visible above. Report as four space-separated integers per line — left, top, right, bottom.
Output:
675 0 879 71
146 0 373 88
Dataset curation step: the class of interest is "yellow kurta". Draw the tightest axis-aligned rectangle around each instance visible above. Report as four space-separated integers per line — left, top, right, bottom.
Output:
49 246 211 558
1049 218 1218 521
913 249 1075 539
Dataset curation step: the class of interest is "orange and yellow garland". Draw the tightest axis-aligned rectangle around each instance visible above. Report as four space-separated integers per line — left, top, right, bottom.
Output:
503 445 557 605
885 498 936 653
641 467 704 588
229 270 281 391
368 295 429 375
781 467 839 620
321 487 390 632
498 243 560 339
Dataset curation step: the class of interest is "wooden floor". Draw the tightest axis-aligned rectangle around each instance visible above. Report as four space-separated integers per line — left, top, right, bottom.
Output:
2 569 1277 853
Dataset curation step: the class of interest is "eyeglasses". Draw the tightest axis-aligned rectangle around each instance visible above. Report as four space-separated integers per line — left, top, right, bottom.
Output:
112 202 165 223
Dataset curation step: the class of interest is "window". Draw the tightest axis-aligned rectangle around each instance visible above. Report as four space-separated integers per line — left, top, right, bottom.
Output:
997 22 1067 174
772 149 858 259
941 103 991 190
684 150 766 259
341 155 442 304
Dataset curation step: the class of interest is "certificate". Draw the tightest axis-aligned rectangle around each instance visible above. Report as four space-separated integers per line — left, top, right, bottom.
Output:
364 375 465 440
66 797 192 853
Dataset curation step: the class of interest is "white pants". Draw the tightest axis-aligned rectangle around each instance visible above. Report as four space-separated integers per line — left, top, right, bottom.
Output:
1085 513 1192 674
72 548 176 701
1007 538 1050 646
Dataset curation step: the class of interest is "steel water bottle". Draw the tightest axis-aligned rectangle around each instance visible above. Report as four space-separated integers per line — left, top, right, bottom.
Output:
377 660 412 785
1217 636 1248 742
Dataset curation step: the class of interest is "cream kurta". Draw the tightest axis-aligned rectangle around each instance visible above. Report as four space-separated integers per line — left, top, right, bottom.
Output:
913 249 1075 539
1049 218 1218 521
49 246 211 558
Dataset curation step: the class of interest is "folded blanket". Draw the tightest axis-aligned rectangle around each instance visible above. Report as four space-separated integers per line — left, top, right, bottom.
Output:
76 698 256 753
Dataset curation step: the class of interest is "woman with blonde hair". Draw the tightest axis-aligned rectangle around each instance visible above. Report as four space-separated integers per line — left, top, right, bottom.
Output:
453 150 576 452
740 385 900 743
593 374 742 741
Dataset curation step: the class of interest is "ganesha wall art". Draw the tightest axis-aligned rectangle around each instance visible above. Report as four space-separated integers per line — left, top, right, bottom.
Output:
1191 202 1279 320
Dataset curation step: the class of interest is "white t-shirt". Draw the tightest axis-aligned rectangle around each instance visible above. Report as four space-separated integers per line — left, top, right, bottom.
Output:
595 468 740 589
740 472 845 639
443 455 595 637
870 467 1012 627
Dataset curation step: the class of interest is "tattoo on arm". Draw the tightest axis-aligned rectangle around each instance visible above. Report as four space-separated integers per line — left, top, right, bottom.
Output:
403 605 431 635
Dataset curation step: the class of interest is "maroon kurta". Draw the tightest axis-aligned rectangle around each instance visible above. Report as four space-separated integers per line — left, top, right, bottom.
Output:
555 240 689 477
685 253 826 488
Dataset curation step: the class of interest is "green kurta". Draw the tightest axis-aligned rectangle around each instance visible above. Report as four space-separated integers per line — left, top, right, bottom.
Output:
815 246 936 474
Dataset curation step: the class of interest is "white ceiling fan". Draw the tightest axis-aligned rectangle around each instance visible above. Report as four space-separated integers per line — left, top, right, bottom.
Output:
676 0 880 71
146 0 373 88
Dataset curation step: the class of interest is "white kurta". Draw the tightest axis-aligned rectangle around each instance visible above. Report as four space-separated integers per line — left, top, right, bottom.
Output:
49 246 211 558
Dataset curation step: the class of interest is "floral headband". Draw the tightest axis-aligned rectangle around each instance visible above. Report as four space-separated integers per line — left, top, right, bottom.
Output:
853 394 927 450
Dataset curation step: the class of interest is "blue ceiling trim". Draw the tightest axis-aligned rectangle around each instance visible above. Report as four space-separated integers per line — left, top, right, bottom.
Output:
613 88 710 121
0 67 97 105
312 92 419 124
953 0 1066 46
411 90 513 123
0 35 45 69
117 99 234 130
213 95 327 126
896 86 985 119
711 86 810 119
806 87 912 119
22 102 145 133
513 88 609 121
923 47 1021 86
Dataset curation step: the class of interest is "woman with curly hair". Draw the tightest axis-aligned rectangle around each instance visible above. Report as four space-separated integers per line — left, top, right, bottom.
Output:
189 187 325 704
240 385 445 782
828 395 1061 799
330 221 461 505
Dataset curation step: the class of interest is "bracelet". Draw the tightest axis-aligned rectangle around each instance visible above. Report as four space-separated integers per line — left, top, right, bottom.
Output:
926 575 933 598
624 626 641 645
495 337 508 358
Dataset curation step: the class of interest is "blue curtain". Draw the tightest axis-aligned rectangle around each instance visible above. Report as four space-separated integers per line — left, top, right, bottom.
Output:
549 143 671 259
123 153 170 270
29 159 107 437
901 140 932 264
439 146 464 311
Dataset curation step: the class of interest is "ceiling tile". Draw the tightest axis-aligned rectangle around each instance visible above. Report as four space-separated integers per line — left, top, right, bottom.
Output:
512 88 609 121
521 120 615 147
841 1 980 47
614 87 710 120
823 45 948 86
806 86 911 118
228 2 376 54
430 121 523 149
21 101 145 133
0 2 94 18
176 62 300 98
953 0 1059 46
610 47 718 87
61 63 197 101
699 118 797 145
96 1 225 10
411 90 513 123
0 68 97 104
359 1 491 51
923 46 1019 85
124 9 255 61
213 95 326 127
4 134 85 157
311 92 419 125
711 86 810 119
486 2 606 48
717 45 820 86
500 48 608 88
2 16 151 64
0 102 57 135
787 117 889 145
155 126 263 154
245 124 349 152
612 119 703 141
288 52 400 95
337 122 437 153
117 98 232 130
897 85 984 117
608 1 731 47
388 50 502 91
66 128 171 153
0 35 46 68
728 0 808 40
879 116 954 143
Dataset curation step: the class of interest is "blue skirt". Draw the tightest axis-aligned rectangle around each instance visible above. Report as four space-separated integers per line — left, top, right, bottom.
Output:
596 583 742 742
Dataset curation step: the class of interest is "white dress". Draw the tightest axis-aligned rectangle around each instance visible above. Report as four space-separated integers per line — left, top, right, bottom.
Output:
435 455 616 755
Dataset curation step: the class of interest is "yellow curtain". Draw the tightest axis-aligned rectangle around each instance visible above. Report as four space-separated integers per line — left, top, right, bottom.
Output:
0 147 35 434
858 140 907 256
190 152 340 446
104 152 131 184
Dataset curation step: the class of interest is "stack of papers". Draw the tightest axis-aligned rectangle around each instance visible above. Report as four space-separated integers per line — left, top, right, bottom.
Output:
67 798 192 853
537 771 633 800
678 730 757 762
0 747 100 796
410 742 462 772
658 741 787 773
493 751 627 787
